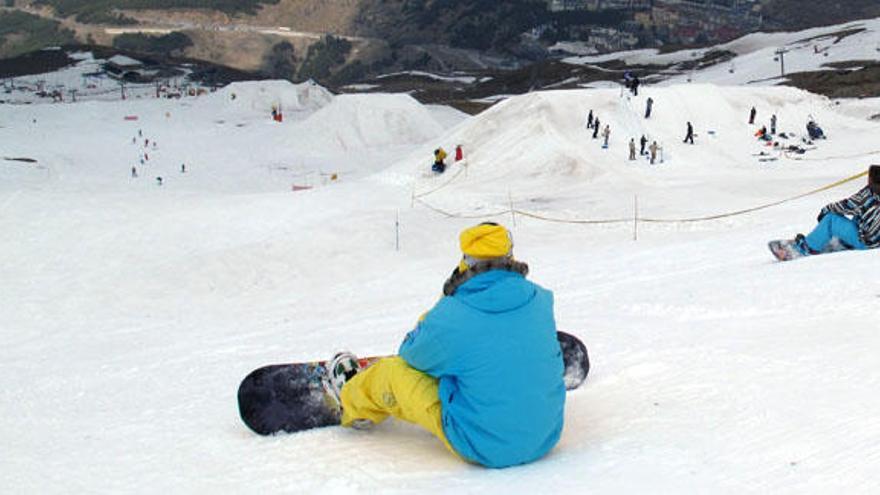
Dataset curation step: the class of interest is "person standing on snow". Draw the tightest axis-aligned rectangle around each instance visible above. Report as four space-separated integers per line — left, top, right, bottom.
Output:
432 147 447 174
131 166 137 178
592 117 600 139
631 75 640 96
629 139 636 160
640 135 648 156
602 125 611 147
645 97 653 119
749 107 757 125
684 122 694 144
323 222 566 468
649 141 659 165
455 145 463 162
770 114 777 135
586 110 594 129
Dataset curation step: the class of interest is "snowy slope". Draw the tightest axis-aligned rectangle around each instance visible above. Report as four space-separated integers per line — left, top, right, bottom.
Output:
3 68 880 493
564 17 880 88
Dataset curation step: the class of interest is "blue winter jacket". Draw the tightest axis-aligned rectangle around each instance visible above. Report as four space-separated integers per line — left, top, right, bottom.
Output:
398 269 565 468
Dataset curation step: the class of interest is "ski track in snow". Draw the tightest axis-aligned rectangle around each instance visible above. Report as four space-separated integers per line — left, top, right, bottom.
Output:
3 22 880 493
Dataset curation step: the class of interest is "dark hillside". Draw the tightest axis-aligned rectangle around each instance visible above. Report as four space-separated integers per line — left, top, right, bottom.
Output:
763 1 880 30
355 0 547 51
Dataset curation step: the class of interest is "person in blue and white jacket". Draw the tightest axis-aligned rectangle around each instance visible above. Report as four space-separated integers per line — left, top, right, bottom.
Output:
792 165 880 255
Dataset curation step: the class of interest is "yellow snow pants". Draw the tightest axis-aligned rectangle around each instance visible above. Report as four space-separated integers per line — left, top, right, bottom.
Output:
340 356 456 456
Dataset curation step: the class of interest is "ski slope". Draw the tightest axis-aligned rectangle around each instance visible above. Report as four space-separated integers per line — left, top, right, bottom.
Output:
3 23 880 494
564 17 880 88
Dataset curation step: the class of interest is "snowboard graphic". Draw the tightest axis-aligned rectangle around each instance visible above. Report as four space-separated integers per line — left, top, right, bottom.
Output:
768 239 804 261
238 331 590 436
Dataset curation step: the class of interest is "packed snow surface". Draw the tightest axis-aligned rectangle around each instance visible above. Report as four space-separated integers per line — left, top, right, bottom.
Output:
3 25 880 493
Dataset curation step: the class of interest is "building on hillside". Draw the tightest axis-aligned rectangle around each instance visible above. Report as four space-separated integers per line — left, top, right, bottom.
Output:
548 0 650 11
103 55 164 83
587 26 640 51
637 0 761 45
104 55 146 81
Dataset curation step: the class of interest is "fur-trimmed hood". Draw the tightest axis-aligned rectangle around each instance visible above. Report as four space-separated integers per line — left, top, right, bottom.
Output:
443 258 529 297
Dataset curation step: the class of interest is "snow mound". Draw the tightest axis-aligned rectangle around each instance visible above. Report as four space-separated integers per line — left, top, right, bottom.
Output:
205 79 334 119
394 83 879 219
294 93 448 150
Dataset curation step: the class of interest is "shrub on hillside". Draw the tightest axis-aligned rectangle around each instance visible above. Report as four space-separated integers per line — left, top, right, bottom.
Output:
0 11 76 58
111 32 193 56
297 35 352 82
74 7 138 25
33 0 281 19
262 41 297 80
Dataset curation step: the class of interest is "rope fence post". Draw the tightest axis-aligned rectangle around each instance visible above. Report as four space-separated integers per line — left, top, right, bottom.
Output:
508 189 517 227
633 194 639 241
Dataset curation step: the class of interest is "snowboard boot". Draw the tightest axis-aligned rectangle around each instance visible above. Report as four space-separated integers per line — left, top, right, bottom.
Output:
322 351 373 430
794 234 818 255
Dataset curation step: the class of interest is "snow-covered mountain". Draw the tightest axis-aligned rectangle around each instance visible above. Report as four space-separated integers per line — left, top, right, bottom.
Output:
2 18 880 494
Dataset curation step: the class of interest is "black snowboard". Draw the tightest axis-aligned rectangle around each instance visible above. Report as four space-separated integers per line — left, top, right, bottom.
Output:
238 331 590 436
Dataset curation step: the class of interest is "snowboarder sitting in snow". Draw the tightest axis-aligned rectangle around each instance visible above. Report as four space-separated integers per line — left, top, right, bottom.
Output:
324 222 565 468
807 120 825 140
784 165 880 256
432 147 447 174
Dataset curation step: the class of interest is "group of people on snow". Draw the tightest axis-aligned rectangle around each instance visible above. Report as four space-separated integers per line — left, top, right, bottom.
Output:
627 135 658 164
431 145 463 174
624 71 640 96
129 128 187 185
749 106 826 155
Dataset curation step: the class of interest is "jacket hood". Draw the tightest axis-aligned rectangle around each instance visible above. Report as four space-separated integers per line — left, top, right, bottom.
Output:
455 270 535 313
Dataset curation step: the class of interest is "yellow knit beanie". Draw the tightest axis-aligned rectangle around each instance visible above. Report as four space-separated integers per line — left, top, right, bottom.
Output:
457 222 513 271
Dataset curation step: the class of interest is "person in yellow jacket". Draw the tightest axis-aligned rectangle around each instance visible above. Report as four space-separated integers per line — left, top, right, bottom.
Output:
432 147 447 174
324 222 566 468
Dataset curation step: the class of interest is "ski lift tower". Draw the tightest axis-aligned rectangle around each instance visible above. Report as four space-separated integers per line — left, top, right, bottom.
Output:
775 48 788 78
